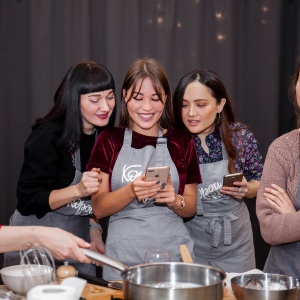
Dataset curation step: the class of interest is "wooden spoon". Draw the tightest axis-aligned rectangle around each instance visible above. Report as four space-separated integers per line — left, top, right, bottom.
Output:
180 244 193 263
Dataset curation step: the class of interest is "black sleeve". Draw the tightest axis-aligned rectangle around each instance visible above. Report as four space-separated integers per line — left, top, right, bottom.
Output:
17 122 74 218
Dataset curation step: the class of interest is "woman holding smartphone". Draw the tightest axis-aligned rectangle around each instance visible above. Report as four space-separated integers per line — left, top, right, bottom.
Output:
173 69 263 272
87 58 201 280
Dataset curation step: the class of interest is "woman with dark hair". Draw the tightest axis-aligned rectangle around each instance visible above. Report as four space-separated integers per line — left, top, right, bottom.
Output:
173 69 263 273
256 61 300 277
87 58 201 280
4 61 116 276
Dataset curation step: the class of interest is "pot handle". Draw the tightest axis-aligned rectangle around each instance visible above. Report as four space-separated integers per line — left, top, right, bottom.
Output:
81 248 128 272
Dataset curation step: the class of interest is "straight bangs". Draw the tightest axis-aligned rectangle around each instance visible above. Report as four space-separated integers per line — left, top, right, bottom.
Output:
67 62 115 96
127 73 166 103
78 70 115 95
149 73 168 103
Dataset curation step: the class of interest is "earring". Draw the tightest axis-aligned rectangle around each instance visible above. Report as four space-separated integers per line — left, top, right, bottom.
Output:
216 112 221 120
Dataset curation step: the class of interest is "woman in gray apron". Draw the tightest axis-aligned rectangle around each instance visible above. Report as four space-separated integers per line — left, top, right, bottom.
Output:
87 58 201 280
4 61 116 276
257 61 300 278
173 69 263 273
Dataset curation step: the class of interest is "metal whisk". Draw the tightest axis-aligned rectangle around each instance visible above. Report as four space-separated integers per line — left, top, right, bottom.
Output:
20 244 56 289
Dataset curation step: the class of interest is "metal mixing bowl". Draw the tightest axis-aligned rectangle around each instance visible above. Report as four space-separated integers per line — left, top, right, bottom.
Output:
231 273 299 300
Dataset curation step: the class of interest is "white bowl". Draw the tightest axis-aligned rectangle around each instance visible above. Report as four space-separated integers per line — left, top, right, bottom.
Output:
0 264 53 295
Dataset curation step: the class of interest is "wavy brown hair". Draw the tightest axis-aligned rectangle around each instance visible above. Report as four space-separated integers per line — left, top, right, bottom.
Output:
173 69 238 173
118 58 175 129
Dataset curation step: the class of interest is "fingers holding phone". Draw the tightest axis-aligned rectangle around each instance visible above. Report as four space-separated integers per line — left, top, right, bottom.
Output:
221 172 247 199
132 166 170 202
153 175 175 203
136 166 171 202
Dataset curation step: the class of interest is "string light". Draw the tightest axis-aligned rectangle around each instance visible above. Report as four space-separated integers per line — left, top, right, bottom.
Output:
157 16 164 24
215 12 223 20
217 34 226 41
262 5 269 12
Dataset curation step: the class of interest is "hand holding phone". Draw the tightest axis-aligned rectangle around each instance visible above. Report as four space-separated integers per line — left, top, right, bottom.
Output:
145 166 170 183
222 172 243 187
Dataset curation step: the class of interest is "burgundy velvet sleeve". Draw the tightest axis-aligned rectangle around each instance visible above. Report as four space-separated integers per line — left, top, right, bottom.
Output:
185 137 202 184
86 128 124 175
167 129 202 195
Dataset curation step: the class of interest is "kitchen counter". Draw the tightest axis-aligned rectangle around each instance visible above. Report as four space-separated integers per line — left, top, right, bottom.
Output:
1 284 236 299
81 283 236 300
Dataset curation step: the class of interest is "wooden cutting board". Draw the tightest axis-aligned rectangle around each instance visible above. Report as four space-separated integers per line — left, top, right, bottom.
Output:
81 283 236 300
81 283 123 300
223 287 236 300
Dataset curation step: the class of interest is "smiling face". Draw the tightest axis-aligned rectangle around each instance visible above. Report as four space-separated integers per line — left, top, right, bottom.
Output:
80 89 115 134
181 81 226 138
124 77 166 136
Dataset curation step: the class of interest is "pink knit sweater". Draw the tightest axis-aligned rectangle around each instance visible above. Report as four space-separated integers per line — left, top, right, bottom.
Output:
256 129 300 245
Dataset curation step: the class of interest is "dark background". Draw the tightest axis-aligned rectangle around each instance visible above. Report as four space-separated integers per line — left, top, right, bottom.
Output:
0 0 300 271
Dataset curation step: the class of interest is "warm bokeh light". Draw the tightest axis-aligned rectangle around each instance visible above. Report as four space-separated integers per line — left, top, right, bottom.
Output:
217 34 226 41
262 5 269 12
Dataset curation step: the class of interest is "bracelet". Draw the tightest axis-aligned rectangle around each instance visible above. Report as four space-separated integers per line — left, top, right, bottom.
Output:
173 194 185 210
90 223 103 234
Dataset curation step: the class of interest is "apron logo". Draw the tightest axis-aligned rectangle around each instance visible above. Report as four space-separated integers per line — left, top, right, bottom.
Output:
198 182 223 200
67 199 93 215
122 164 143 183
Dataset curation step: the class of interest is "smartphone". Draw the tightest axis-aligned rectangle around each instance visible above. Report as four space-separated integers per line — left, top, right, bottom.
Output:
145 166 170 182
222 172 243 187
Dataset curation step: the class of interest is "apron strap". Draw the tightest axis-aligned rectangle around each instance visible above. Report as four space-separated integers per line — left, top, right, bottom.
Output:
205 214 238 248
154 129 167 166
123 128 132 146
74 131 98 171
74 148 81 170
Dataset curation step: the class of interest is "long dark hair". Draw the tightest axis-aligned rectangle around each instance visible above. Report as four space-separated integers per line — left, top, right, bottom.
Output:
118 58 175 129
289 60 300 128
173 69 237 173
34 61 116 147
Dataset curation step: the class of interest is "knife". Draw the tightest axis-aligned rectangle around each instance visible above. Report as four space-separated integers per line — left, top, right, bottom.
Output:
78 272 123 290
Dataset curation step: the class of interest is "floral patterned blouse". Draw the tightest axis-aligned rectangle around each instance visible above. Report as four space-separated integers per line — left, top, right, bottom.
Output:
193 122 263 181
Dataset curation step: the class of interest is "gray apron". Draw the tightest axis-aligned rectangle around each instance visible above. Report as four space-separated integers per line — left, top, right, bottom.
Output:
263 162 300 278
4 149 95 276
185 144 255 273
103 128 194 280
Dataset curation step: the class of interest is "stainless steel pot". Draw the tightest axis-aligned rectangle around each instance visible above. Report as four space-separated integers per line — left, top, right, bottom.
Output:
82 248 226 300
231 273 299 300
